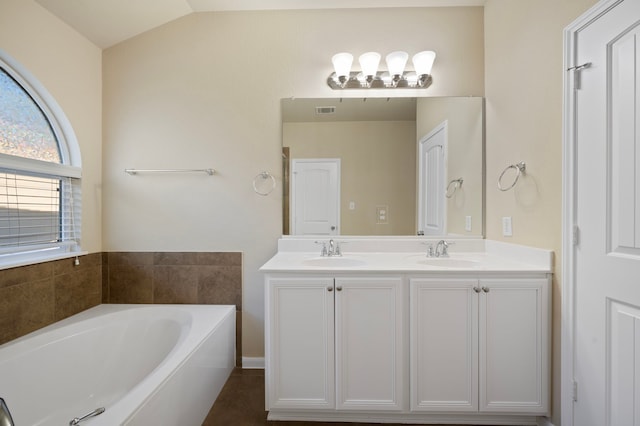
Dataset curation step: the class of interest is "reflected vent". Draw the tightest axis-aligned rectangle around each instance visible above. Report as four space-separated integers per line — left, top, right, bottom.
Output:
315 106 336 115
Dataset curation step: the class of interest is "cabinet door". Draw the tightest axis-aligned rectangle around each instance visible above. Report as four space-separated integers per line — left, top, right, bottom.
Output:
479 278 549 414
410 278 479 412
334 277 404 411
266 277 335 410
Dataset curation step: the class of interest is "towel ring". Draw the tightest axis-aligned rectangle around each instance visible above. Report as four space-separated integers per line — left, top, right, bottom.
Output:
253 171 276 196
498 162 526 191
445 178 464 198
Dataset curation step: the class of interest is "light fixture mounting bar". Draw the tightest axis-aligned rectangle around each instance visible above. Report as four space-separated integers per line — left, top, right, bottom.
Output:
327 71 432 90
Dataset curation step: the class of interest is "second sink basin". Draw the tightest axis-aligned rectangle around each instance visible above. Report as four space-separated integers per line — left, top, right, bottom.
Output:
302 257 367 267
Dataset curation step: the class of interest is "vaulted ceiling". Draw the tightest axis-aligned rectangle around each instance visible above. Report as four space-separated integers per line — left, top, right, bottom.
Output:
35 0 486 48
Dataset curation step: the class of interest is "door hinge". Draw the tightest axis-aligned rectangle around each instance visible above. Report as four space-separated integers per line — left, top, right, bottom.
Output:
573 225 580 246
572 380 578 402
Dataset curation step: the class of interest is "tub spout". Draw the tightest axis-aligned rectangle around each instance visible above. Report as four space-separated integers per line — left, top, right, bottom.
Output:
69 407 105 425
0 398 15 426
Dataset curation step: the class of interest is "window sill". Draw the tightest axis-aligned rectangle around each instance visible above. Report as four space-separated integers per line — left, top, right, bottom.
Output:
0 250 89 271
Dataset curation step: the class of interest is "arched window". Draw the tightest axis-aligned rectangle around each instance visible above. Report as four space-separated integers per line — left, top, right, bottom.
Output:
0 51 82 268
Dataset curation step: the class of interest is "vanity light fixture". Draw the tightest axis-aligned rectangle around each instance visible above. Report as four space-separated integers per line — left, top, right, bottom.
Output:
328 50 436 90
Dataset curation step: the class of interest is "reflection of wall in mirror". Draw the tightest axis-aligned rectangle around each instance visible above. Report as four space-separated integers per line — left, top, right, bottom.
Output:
283 121 416 235
417 97 483 236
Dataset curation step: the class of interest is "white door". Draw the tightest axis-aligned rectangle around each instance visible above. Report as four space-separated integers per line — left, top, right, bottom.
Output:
418 122 447 235
291 159 340 235
410 278 478 412
265 277 335 410
334 277 404 411
479 279 549 414
569 1 640 425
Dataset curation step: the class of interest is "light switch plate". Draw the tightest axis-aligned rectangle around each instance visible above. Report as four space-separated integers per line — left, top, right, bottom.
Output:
502 216 513 237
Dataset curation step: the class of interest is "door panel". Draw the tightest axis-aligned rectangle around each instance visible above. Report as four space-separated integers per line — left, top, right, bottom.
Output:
573 1 640 424
410 278 478 412
335 277 404 411
479 279 549 414
418 122 447 235
266 278 335 410
291 159 340 235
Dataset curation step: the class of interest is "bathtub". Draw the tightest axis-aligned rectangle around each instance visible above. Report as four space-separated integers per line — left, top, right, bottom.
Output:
0 304 235 426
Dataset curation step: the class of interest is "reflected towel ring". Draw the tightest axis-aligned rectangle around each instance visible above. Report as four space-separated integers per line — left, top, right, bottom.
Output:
498 162 526 191
253 171 276 196
446 178 464 198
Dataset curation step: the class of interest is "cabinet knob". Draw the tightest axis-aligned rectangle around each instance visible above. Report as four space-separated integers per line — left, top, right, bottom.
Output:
327 287 333 292
336 286 343 291
473 287 481 293
482 286 490 293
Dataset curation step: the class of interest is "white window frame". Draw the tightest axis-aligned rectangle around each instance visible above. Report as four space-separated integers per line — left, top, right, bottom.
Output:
0 49 84 269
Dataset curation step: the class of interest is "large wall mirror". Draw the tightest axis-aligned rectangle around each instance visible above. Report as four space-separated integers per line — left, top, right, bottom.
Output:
282 96 484 237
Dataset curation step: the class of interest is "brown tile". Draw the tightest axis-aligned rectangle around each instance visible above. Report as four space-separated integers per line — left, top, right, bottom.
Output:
108 264 153 303
153 252 199 266
153 266 198 304
54 266 102 320
236 311 242 367
52 252 102 276
0 262 52 289
107 252 154 266
197 265 242 309
196 252 242 266
202 368 267 426
102 261 109 303
0 278 55 344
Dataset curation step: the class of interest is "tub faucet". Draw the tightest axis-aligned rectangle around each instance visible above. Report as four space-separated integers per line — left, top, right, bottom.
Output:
69 407 105 426
0 398 15 426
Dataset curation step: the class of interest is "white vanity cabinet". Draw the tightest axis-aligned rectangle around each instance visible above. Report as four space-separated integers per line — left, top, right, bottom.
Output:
410 277 550 415
265 275 405 412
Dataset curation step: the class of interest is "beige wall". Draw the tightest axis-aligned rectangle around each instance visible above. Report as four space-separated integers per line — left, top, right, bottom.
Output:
102 7 484 358
0 0 102 253
484 0 598 423
417 97 484 236
284 121 416 235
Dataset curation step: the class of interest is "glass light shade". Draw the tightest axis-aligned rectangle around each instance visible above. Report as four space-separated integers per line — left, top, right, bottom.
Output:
359 52 381 77
385 51 409 76
331 52 353 77
412 51 436 75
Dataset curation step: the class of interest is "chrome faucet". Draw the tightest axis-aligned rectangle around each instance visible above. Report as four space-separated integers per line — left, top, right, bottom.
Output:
315 239 342 257
0 398 15 426
434 240 451 257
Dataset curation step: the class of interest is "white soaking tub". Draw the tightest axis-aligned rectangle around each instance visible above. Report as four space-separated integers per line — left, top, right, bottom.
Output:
0 304 235 426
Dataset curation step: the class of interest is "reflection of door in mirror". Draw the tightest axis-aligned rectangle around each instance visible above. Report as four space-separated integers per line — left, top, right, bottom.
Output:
418 122 447 235
290 159 340 235
282 147 290 234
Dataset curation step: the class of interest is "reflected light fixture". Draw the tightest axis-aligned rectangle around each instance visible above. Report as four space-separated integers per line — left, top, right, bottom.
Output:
328 50 436 90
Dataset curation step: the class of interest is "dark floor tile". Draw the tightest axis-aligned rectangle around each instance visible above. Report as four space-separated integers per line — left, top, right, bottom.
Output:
202 369 487 426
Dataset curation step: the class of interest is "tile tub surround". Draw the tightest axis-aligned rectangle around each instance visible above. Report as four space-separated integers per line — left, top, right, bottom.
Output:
103 251 243 365
0 253 102 345
0 252 243 365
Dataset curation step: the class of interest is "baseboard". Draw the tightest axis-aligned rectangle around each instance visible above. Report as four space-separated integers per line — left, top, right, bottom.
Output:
242 356 265 369
537 417 555 426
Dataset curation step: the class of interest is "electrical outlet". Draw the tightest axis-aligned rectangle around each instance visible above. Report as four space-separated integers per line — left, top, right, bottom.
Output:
502 216 513 237
465 216 472 232
376 205 388 224
349 201 355 210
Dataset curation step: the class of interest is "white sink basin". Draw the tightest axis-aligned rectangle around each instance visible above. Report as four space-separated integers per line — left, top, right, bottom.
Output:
302 257 367 267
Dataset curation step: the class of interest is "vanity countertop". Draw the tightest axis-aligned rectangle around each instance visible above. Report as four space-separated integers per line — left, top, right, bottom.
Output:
260 238 553 273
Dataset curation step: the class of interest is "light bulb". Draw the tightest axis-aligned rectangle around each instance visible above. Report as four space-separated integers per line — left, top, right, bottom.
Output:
359 52 381 78
412 51 436 76
331 52 353 78
385 51 409 77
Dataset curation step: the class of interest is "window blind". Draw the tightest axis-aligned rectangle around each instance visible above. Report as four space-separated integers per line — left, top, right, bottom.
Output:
0 170 80 253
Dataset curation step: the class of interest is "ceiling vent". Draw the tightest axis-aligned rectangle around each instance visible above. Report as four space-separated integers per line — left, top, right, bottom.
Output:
315 106 336 115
